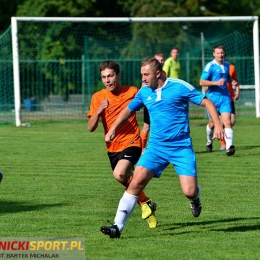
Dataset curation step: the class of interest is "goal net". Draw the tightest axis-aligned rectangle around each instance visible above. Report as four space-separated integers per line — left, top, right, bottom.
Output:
0 26 14 124
0 17 259 125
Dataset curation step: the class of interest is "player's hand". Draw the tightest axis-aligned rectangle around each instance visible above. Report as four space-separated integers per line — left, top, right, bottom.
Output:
97 98 109 114
234 94 239 100
105 130 115 142
216 78 225 86
212 124 225 140
231 80 238 87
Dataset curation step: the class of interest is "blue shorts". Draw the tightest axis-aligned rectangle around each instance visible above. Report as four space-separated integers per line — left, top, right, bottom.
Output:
207 94 231 117
136 143 197 178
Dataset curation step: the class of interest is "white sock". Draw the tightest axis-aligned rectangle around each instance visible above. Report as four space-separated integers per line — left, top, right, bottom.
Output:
114 191 138 232
206 124 213 144
224 128 233 149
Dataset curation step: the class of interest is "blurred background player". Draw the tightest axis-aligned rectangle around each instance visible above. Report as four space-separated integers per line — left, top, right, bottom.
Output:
203 61 240 150
219 61 240 150
140 52 165 152
200 45 237 156
154 52 165 65
87 60 157 228
163 47 182 78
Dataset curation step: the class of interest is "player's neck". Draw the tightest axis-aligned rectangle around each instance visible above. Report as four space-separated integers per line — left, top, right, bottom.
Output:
111 84 122 94
156 77 166 89
215 59 223 65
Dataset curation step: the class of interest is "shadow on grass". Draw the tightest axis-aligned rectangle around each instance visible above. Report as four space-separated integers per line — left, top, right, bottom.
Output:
0 200 65 214
162 217 260 234
196 145 260 154
237 145 260 150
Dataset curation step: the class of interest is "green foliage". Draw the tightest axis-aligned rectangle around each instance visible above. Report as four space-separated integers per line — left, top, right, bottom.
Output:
0 0 259 110
0 0 24 34
0 118 260 260
117 0 260 17
1 0 260 37
16 0 95 17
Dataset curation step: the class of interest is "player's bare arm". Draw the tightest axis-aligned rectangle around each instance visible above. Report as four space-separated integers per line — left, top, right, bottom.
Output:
88 98 109 132
200 98 225 140
105 106 133 142
202 86 208 92
231 79 240 100
200 78 225 87
234 85 240 100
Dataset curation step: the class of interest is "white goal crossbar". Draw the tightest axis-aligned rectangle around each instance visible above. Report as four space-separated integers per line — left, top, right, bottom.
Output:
11 16 260 126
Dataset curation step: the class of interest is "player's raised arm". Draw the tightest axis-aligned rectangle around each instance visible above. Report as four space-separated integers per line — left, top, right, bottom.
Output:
105 106 133 142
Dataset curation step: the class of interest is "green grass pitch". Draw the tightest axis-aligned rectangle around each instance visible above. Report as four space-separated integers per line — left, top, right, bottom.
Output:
0 118 259 259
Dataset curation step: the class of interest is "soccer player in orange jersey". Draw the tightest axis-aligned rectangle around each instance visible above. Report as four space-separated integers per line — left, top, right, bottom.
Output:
219 63 240 150
140 52 166 151
87 60 157 229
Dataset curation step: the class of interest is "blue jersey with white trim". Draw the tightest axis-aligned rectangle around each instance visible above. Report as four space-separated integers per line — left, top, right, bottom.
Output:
128 78 205 145
200 59 230 97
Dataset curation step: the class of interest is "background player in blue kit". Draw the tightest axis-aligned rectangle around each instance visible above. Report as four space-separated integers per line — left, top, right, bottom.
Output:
100 57 225 238
200 45 237 156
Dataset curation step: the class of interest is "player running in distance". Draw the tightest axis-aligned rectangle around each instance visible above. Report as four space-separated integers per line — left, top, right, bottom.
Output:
200 45 237 156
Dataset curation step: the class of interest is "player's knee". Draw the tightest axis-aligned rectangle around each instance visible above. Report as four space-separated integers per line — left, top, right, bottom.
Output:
113 170 131 186
130 167 152 190
142 125 150 133
208 121 214 129
182 185 197 199
128 178 146 194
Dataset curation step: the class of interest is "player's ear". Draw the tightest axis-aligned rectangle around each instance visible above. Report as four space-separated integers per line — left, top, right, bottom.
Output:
156 70 161 78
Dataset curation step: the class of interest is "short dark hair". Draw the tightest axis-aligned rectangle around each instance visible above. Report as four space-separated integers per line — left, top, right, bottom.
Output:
171 47 179 52
141 57 162 72
154 52 164 57
213 45 226 53
99 60 120 74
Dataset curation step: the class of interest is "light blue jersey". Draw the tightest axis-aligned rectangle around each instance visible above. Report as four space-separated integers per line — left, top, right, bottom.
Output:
129 78 205 146
200 60 230 97
200 60 231 114
128 78 206 177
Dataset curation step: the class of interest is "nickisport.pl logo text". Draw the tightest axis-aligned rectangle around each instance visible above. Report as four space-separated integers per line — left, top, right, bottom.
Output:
0 241 84 251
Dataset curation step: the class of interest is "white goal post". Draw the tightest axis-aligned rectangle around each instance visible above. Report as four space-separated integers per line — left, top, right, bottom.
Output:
11 16 260 126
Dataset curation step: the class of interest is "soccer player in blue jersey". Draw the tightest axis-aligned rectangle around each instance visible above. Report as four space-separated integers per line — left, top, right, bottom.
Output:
100 57 225 238
200 45 237 156
140 52 166 152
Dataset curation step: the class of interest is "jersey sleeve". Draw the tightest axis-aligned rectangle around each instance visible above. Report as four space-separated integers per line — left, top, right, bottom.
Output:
87 93 100 118
229 64 238 81
200 66 212 80
180 80 205 106
128 87 144 112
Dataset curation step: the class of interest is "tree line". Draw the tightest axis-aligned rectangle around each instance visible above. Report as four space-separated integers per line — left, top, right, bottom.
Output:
1 0 260 35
